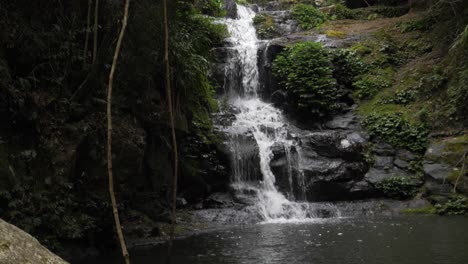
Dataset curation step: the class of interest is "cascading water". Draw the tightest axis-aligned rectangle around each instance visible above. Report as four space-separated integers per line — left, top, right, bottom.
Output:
220 5 339 222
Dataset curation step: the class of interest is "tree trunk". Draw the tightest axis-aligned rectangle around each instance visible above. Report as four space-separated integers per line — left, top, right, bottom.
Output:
83 0 92 66
92 0 99 64
107 0 131 263
163 0 179 240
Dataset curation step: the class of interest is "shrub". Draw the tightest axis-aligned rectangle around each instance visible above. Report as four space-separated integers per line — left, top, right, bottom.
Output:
363 112 429 153
330 48 367 88
291 4 327 30
272 42 338 118
376 176 420 199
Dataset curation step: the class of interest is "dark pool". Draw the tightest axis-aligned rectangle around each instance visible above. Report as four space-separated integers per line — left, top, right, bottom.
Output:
86 216 468 264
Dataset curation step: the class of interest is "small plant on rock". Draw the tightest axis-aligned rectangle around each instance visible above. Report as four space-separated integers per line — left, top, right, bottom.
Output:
363 112 429 153
376 176 420 199
435 196 468 215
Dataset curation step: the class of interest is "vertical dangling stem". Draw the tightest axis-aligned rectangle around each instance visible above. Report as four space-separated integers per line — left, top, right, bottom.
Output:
92 0 99 63
83 0 92 65
107 0 131 263
162 0 179 240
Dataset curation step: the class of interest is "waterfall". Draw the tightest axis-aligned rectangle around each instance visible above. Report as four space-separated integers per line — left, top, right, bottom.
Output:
220 5 339 222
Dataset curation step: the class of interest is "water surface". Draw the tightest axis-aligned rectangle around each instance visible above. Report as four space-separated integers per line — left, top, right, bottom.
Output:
90 216 468 264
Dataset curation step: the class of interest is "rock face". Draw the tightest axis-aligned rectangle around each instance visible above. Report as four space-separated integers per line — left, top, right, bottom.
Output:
268 113 375 201
0 219 68 264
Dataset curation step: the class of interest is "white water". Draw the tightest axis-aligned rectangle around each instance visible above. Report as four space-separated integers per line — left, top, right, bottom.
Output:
221 5 339 222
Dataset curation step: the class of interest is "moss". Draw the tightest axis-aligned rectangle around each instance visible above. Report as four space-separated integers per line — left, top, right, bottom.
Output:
402 205 436 214
325 30 347 38
444 135 468 153
425 135 468 167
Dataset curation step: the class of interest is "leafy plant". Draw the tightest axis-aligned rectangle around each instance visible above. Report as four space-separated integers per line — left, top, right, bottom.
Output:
363 112 429 153
0 180 102 249
435 196 468 215
376 176 420 199
272 42 338 118
291 4 326 30
196 0 226 17
380 88 416 105
330 48 367 88
330 3 356 19
353 73 392 99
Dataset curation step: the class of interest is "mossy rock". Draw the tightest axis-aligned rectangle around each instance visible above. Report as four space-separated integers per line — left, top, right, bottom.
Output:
425 135 468 166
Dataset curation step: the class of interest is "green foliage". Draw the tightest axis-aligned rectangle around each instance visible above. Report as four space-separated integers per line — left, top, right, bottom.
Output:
376 176 420 199
331 4 409 20
353 73 392 99
272 42 339 118
363 112 429 152
291 4 327 30
380 88 416 105
399 16 436 33
196 0 226 17
435 196 468 216
330 48 367 87
330 3 356 19
0 180 102 249
253 13 278 39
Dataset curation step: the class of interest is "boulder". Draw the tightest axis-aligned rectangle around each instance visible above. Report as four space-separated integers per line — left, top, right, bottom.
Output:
423 135 468 194
325 111 361 130
0 219 68 264
300 131 367 161
364 167 410 185
423 161 452 182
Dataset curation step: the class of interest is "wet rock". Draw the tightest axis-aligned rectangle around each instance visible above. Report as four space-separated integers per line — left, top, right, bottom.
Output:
226 130 262 182
0 219 68 264
301 131 366 161
224 0 237 19
423 135 467 194
373 143 396 156
270 143 302 196
364 167 409 184
257 42 283 99
374 156 394 169
271 89 288 107
423 161 452 182
396 149 419 161
423 179 453 196
325 111 361 130
394 159 410 169
203 192 235 208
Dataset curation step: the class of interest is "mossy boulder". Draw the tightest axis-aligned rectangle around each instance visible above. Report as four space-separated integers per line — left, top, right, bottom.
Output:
424 135 468 194
0 218 68 264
